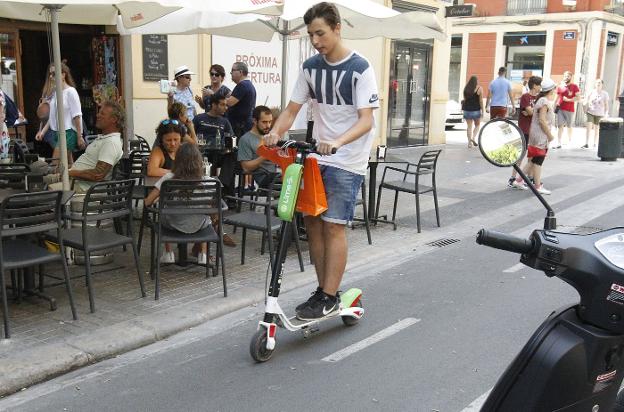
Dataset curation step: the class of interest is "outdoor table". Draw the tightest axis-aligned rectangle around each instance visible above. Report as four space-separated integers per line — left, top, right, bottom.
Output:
0 188 74 311
367 152 406 223
143 176 227 269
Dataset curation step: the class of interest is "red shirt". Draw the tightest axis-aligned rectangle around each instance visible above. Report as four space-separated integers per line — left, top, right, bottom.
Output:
518 93 537 136
557 83 580 112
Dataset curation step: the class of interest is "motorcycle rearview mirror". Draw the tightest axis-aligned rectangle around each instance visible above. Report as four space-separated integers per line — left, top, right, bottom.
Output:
477 118 556 230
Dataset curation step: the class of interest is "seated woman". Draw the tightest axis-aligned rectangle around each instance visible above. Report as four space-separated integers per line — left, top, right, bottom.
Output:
145 142 210 264
147 120 183 177
168 102 197 144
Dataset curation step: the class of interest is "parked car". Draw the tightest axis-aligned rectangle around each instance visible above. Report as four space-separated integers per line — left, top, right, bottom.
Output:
445 99 464 129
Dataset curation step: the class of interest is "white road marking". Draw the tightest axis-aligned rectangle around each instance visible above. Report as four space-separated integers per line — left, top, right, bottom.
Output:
460 389 491 411
503 263 524 273
321 318 420 363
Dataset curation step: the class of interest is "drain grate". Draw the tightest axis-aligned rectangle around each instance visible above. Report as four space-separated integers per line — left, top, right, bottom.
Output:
426 238 460 248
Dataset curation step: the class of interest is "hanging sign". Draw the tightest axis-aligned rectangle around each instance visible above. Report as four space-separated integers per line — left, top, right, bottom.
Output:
563 31 576 40
608 31 619 46
445 5 474 17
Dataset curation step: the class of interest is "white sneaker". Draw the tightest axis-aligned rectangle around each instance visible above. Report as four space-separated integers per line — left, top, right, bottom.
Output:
512 180 528 190
536 185 551 195
197 252 207 265
160 251 175 263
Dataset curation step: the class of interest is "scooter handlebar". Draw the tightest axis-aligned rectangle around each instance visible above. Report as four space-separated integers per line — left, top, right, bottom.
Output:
275 140 337 154
476 229 534 254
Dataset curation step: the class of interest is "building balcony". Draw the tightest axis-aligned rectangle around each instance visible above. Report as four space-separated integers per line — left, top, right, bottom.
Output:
506 0 547 16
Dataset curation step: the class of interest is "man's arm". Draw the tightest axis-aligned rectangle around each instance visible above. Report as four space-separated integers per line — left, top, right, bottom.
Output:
69 161 112 181
485 94 491 113
264 101 303 144
241 157 266 173
225 95 239 108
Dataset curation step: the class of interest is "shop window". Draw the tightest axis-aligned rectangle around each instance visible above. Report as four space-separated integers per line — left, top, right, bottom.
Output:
506 0 547 15
448 35 462 103
0 30 21 114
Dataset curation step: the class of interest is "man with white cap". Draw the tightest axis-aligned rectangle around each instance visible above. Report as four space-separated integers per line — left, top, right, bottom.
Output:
168 65 197 121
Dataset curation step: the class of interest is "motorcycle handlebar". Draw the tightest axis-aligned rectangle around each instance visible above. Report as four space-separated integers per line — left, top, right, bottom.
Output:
275 140 337 154
476 229 534 254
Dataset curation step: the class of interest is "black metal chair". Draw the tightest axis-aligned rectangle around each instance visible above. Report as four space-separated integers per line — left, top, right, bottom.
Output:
0 191 77 338
129 149 150 207
152 179 227 300
129 135 151 153
224 182 304 271
374 150 442 233
352 180 372 245
49 179 146 312
0 163 30 189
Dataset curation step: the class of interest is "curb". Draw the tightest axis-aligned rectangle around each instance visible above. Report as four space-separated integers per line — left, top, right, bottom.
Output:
0 272 316 397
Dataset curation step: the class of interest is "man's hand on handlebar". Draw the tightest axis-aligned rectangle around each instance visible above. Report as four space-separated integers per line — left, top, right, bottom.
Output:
316 141 339 156
263 131 281 147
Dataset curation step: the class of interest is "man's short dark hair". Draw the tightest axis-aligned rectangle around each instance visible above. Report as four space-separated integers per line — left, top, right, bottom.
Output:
101 100 125 131
210 93 226 108
498 67 507 76
252 105 272 122
528 76 542 90
233 61 249 76
303 2 341 29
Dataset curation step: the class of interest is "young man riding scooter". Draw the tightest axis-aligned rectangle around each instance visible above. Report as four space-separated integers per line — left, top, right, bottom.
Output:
264 2 379 320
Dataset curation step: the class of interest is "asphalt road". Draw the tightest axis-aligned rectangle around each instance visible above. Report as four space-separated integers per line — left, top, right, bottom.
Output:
0 223 582 412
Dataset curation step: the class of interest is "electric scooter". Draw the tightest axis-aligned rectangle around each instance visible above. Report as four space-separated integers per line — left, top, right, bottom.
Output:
249 140 364 363
476 118 624 411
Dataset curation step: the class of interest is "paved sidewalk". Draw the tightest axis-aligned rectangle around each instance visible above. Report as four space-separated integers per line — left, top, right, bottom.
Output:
0 125 621 397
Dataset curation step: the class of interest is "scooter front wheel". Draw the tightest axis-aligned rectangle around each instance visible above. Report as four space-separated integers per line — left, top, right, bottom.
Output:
342 299 363 327
250 328 274 362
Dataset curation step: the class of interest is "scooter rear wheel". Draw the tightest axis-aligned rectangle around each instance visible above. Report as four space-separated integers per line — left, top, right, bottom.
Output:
342 300 363 327
250 328 274 362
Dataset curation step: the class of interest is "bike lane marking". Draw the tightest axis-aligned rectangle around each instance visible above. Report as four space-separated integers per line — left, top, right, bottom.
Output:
321 317 420 363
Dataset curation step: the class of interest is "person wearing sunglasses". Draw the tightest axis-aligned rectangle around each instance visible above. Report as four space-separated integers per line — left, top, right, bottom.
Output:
167 65 197 121
194 64 231 112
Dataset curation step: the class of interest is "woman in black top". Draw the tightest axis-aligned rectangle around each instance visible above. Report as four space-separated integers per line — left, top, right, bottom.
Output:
462 75 484 148
147 120 183 177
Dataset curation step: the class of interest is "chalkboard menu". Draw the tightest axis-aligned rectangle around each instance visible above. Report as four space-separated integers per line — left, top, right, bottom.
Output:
142 35 168 81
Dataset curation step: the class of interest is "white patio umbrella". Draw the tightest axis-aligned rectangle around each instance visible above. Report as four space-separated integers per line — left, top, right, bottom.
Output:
117 0 446 108
0 0 284 189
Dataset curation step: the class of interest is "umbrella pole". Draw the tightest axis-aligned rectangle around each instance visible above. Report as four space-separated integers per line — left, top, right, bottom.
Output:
280 20 289 110
49 6 70 190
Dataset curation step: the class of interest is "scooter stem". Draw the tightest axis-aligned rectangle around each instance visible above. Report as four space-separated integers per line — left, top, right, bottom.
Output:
513 164 556 230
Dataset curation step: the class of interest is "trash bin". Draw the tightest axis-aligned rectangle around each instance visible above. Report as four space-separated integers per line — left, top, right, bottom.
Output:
597 117 622 161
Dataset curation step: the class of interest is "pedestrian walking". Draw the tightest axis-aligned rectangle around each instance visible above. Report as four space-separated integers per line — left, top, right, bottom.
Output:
510 75 541 189
486 67 515 119
514 78 557 195
554 71 581 148
461 75 484 148
583 78 609 149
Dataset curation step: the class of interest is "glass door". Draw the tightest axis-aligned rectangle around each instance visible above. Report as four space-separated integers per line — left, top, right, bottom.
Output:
387 42 431 147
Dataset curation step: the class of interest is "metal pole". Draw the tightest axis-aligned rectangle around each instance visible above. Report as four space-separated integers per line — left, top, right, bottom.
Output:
280 20 289 110
49 6 70 190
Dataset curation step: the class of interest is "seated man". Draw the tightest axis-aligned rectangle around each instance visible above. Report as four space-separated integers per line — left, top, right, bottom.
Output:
237 105 277 189
47 100 124 192
194 94 237 197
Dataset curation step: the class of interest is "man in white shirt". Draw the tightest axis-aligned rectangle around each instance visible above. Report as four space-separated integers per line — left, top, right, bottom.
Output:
47 101 124 192
265 3 379 320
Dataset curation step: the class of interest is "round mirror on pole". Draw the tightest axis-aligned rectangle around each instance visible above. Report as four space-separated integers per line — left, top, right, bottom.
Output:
478 118 526 167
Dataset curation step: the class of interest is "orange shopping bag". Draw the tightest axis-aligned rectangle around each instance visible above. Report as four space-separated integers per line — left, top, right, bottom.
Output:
257 145 327 216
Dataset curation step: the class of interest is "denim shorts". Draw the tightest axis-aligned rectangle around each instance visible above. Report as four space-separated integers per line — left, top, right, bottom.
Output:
463 110 481 120
319 164 364 225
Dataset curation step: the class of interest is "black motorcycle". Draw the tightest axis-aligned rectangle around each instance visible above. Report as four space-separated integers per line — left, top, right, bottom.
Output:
476 118 624 411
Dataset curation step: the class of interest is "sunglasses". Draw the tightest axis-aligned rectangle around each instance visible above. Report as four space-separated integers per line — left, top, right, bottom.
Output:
230 69 240 74
210 72 222 77
178 75 191 79
161 119 180 126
